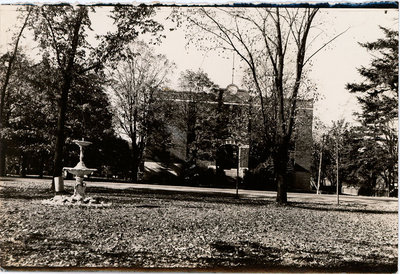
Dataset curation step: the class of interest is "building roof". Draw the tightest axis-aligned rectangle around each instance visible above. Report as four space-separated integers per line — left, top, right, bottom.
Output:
156 86 313 109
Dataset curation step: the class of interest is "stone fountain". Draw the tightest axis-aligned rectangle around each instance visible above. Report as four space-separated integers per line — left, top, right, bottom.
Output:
43 140 110 206
63 139 97 200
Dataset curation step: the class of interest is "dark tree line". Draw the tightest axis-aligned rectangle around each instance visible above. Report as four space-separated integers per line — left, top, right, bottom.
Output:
0 5 164 185
0 7 32 177
0 52 132 179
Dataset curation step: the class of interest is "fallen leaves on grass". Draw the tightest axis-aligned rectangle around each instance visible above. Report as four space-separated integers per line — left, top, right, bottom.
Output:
0 180 398 271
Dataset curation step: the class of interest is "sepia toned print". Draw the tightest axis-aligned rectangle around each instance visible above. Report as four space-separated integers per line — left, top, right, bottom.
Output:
0 3 397 272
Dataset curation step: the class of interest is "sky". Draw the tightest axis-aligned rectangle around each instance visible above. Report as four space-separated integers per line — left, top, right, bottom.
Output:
0 4 398 129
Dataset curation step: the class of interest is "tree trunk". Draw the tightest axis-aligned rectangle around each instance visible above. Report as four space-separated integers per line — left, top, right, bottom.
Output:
51 7 85 192
130 143 140 183
186 102 197 163
20 154 27 178
276 173 287 204
131 154 139 184
131 159 139 183
0 141 6 177
39 152 44 179
52 75 71 189
275 142 289 204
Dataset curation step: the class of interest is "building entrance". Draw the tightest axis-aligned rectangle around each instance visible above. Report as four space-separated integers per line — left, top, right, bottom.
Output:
216 144 238 170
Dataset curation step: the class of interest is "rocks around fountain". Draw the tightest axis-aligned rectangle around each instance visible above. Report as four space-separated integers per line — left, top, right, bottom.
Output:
42 195 111 207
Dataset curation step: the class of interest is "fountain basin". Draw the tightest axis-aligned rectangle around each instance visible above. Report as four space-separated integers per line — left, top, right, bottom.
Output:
63 167 97 177
73 139 93 147
63 139 97 177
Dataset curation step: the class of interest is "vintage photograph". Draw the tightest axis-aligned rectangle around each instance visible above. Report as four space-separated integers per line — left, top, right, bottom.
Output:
0 2 398 272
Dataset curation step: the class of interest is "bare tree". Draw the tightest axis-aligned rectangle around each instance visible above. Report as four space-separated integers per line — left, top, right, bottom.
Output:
178 7 325 203
107 41 175 182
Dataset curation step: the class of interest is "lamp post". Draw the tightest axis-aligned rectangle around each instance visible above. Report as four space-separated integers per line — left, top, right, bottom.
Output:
317 135 325 195
336 135 339 205
236 144 249 199
236 145 240 199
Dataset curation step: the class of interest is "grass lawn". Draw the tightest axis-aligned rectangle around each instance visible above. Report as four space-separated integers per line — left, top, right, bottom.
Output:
0 179 398 272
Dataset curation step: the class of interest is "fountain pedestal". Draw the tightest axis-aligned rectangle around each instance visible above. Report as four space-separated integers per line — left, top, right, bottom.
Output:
63 140 96 201
74 176 86 199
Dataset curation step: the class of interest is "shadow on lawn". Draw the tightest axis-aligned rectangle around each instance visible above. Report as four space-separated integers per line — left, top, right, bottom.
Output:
0 184 272 208
197 240 282 269
0 177 16 181
288 202 398 214
193 261 398 273
88 187 274 207
2 234 397 272
0 188 54 200
4 263 397 273
198 240 397 273
22 231 88 247
3 231 89 261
